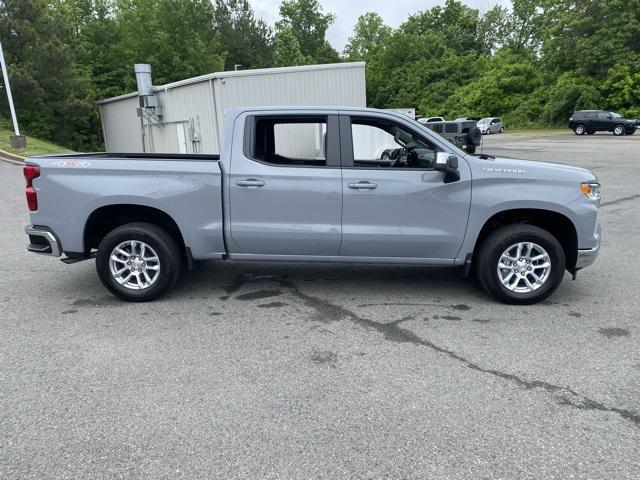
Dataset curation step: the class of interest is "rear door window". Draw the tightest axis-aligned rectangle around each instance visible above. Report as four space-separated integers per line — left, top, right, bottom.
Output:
246 116 334 167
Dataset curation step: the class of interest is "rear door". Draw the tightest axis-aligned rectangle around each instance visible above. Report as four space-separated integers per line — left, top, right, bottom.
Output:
594 111 611 130
228 113 342 256
339 113 471 261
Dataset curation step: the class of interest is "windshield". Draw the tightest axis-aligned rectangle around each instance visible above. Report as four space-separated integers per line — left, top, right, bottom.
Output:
478 118 491 123
610 112 621 118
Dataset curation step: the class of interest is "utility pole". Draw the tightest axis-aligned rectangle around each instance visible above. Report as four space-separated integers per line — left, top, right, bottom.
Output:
0 38 26 149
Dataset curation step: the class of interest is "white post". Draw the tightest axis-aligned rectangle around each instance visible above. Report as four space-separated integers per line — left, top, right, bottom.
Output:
0 39 20 136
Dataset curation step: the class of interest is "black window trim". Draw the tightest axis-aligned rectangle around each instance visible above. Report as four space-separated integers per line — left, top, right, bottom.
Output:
242 114 341 169
340 114 442 171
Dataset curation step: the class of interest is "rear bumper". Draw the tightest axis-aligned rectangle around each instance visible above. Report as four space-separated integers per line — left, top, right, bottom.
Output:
25 225 61 257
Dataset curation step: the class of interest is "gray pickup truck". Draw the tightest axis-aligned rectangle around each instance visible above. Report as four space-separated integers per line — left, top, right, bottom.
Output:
23 107 601 304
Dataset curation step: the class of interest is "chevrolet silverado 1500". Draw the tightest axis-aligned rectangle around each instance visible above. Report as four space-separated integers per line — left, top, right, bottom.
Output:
23 107 601 304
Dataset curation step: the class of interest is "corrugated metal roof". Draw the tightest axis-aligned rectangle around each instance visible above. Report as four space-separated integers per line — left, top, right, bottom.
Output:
97 62 366 104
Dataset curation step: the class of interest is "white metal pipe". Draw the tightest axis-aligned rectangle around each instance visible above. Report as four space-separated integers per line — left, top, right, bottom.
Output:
0 40 20 136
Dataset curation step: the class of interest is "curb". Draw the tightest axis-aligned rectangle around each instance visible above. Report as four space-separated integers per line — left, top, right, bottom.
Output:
0 148 25 165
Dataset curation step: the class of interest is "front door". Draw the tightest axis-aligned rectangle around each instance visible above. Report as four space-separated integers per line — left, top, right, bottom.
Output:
228 114 342 256
339 114 471 260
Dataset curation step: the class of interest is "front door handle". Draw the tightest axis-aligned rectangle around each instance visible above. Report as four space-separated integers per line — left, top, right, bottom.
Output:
236 179 265 188
348 181 377 190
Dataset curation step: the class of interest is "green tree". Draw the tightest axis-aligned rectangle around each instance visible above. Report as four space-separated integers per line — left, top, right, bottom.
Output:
602 62 640 117
114 0 225 91
213 0 274 70
276 0 338 63
272 26 307 67
344 12 390 61
0 0 100 149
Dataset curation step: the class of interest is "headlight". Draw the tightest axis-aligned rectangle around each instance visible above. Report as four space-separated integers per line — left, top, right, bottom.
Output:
581 182 601 203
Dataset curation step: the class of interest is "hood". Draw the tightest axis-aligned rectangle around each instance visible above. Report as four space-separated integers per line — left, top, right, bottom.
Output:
472 156 598 183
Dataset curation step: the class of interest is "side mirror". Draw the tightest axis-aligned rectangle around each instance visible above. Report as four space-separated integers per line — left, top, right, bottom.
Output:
434 152 460 183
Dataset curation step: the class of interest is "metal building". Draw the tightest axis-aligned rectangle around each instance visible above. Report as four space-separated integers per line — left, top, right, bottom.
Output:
98 62 366 154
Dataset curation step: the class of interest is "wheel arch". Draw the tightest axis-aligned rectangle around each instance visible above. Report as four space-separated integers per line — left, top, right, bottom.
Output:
472 208 578 270
83 204 186 256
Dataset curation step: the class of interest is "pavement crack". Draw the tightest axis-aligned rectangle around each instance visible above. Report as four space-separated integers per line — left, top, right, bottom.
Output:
600 193 640 208
225 273 640 428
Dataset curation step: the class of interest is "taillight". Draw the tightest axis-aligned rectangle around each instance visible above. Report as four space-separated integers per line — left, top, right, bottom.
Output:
24 165 40 211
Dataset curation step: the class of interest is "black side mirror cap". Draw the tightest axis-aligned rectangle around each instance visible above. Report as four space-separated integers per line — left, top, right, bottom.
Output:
434 153 460 183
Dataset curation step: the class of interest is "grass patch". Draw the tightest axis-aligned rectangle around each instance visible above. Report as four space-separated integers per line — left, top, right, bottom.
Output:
0 126 74 158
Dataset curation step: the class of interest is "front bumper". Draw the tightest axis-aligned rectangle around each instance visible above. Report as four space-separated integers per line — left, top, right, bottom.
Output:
25 225 61 257
575 223 601 269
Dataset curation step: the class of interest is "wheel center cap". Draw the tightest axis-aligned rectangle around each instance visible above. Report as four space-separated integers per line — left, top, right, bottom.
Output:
131 257 143 269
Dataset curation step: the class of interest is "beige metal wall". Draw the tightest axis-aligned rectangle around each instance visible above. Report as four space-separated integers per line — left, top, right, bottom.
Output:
99 63 366 155
99 96 142 152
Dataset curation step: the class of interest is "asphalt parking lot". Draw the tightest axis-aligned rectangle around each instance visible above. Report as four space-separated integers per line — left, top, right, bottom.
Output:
1 131 639 479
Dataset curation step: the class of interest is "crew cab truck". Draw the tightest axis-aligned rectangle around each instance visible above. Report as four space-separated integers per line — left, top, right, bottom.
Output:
24 107 601 304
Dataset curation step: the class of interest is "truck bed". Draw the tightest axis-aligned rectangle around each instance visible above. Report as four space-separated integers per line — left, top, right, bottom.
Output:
27 153 226 259
36 152 221 161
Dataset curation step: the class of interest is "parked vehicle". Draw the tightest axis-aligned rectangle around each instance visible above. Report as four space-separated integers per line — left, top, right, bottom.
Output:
24 107 601 304
417 116 445 124
421 120 482 154
568 110 638 136
478 117 504 134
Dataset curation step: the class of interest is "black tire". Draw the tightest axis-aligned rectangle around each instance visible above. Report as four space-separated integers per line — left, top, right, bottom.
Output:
465 145 476 154
96 222 182 302
381 152 391 160
613 124 625 136
475 224 566 305
499 127 504 133
574 124 586 135
486 128 492 135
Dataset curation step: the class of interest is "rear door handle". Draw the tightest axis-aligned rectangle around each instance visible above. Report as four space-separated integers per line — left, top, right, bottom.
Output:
236 179 265 188
348 181 377 190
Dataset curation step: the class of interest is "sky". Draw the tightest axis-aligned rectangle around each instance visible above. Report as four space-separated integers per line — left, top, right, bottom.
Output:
250 0 510 53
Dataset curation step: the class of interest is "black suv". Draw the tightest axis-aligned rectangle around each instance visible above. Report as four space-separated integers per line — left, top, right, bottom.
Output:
569 110 638 136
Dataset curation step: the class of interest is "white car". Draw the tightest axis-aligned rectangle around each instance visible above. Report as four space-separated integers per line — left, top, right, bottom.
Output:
477 117 504 134
417 116 445 124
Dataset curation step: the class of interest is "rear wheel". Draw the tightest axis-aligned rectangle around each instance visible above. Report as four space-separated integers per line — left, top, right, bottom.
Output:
96 222 182 302
475 224 566 304
574 124 586 135
613 124 625 136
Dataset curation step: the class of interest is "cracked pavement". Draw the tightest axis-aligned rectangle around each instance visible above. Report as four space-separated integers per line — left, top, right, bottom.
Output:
1 132 639 479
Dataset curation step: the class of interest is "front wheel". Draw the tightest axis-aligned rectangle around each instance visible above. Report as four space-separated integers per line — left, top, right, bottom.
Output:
574 124 586 135
485 128 492 135
613 124 625 136
499 127 504 133
475 224 566 304
96 222 183 302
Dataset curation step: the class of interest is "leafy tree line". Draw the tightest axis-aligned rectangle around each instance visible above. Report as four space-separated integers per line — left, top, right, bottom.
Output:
0 0 639 150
